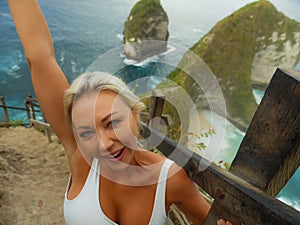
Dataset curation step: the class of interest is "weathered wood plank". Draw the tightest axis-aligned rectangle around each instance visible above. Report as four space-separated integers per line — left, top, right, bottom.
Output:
29 119 52 143
148 89 166 129
230 68 300 195
0 96 10 126
24 96 39 120
140 124 300 224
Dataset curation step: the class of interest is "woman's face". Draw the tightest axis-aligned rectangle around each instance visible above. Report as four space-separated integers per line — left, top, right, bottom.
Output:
71 90 140 167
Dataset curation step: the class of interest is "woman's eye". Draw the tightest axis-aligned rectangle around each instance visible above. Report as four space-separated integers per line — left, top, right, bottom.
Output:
108 119 121 128
79 131 94 138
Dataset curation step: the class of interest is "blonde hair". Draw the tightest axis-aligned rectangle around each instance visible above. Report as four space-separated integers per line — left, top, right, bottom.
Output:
64 72 145 127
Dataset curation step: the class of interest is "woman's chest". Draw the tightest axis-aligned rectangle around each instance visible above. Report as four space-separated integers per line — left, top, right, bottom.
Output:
100 182 161 224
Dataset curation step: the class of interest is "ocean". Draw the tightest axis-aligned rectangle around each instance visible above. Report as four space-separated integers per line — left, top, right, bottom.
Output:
0 0 299 211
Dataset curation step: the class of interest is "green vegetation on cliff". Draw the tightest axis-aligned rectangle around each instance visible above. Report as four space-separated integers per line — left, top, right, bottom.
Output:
167 0 300 129
123 0 166 40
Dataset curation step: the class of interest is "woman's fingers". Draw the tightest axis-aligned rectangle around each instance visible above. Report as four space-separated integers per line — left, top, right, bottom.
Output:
217 218 233 225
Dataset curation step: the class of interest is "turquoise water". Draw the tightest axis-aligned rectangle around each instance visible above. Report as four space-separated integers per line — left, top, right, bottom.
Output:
1 0 299 210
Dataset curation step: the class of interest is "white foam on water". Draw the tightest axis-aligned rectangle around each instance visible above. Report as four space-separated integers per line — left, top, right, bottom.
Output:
122 44 176 67
116 33 124 41
277 196 300 212
191 110 244 166
123 54 159 67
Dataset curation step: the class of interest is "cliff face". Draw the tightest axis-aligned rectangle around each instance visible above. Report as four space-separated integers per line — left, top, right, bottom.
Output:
123 0 169 61
167 0 300 130
252 31 300 85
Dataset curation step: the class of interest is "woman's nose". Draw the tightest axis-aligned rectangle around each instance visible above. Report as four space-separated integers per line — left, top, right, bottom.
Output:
96 130 114 151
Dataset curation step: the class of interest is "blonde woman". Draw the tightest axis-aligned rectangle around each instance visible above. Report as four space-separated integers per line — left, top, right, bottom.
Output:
8 1 232 225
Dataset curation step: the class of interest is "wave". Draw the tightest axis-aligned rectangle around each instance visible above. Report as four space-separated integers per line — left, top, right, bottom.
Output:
160 44 176 56
277 196 300 212
122 44 177 67
123 55 159 67
0 12 12 19
252 89 264 104
199 110 244 165
116 33 124 41
70 60 77 73
84 31 95 35
59 51 65 65
0 50 23 78
191 28 204 35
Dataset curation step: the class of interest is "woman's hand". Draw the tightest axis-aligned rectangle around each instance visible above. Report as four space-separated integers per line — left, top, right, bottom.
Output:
217 218 233 225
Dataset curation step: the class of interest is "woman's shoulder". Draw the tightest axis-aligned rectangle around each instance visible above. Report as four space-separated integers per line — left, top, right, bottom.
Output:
166 162 194 197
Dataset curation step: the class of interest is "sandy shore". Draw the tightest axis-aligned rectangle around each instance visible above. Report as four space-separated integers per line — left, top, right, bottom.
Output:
0 127 69 225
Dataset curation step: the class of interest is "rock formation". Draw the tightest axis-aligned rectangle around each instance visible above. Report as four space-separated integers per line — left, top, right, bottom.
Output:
166 0 300 130
123 0 169 61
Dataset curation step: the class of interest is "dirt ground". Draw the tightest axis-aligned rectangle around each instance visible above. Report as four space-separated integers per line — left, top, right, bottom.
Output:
0 126 69 225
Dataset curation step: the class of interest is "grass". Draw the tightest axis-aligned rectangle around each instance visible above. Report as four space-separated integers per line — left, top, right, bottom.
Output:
0 117 26 127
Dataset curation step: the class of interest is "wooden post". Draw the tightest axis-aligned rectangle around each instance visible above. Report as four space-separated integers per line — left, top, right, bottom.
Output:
28 96 36 120
144 89 166 150
148 89 165 129
0 96 10 127
29 119 52 143
206 68 300 224
24 99 31 124
24 96 39 122
230 68 300 196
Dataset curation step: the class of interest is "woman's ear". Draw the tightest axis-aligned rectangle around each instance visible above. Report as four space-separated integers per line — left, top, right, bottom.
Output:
133 110 140 124
130 107 141 136
131 105 140 123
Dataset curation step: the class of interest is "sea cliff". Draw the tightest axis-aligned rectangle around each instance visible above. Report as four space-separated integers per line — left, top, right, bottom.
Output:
166 0 300 130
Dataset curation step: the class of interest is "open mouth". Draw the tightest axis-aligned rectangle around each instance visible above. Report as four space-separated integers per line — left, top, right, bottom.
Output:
106 147 126 161
112 148 124 158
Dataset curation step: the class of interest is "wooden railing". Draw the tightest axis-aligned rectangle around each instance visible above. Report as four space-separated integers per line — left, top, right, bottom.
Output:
0 95 53 143
142 68 300 224
0 95 41 125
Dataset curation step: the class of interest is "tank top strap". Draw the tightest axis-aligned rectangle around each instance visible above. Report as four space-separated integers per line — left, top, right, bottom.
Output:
89 157 100 184
158 158 174 183
148 158 174 225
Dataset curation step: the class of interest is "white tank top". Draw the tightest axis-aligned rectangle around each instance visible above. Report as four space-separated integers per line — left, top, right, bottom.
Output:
64 158 174 225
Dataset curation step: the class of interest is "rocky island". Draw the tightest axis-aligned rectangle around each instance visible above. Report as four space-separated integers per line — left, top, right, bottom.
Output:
123 0 169 61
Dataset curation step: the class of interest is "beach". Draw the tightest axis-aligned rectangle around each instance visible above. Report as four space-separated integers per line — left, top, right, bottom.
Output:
0 127 69 225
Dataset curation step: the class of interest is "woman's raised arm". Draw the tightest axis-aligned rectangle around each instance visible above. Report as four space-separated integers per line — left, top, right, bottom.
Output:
8 0 77 158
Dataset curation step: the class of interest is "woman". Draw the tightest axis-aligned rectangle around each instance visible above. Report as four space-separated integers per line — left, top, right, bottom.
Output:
8 0 232 224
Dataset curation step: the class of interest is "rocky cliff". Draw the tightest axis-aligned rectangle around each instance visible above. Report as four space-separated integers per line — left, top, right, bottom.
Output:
123 0 169 61
167 0 300 130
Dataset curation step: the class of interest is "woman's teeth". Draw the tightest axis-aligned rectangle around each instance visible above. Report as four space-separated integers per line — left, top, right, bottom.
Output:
112 149 122 158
